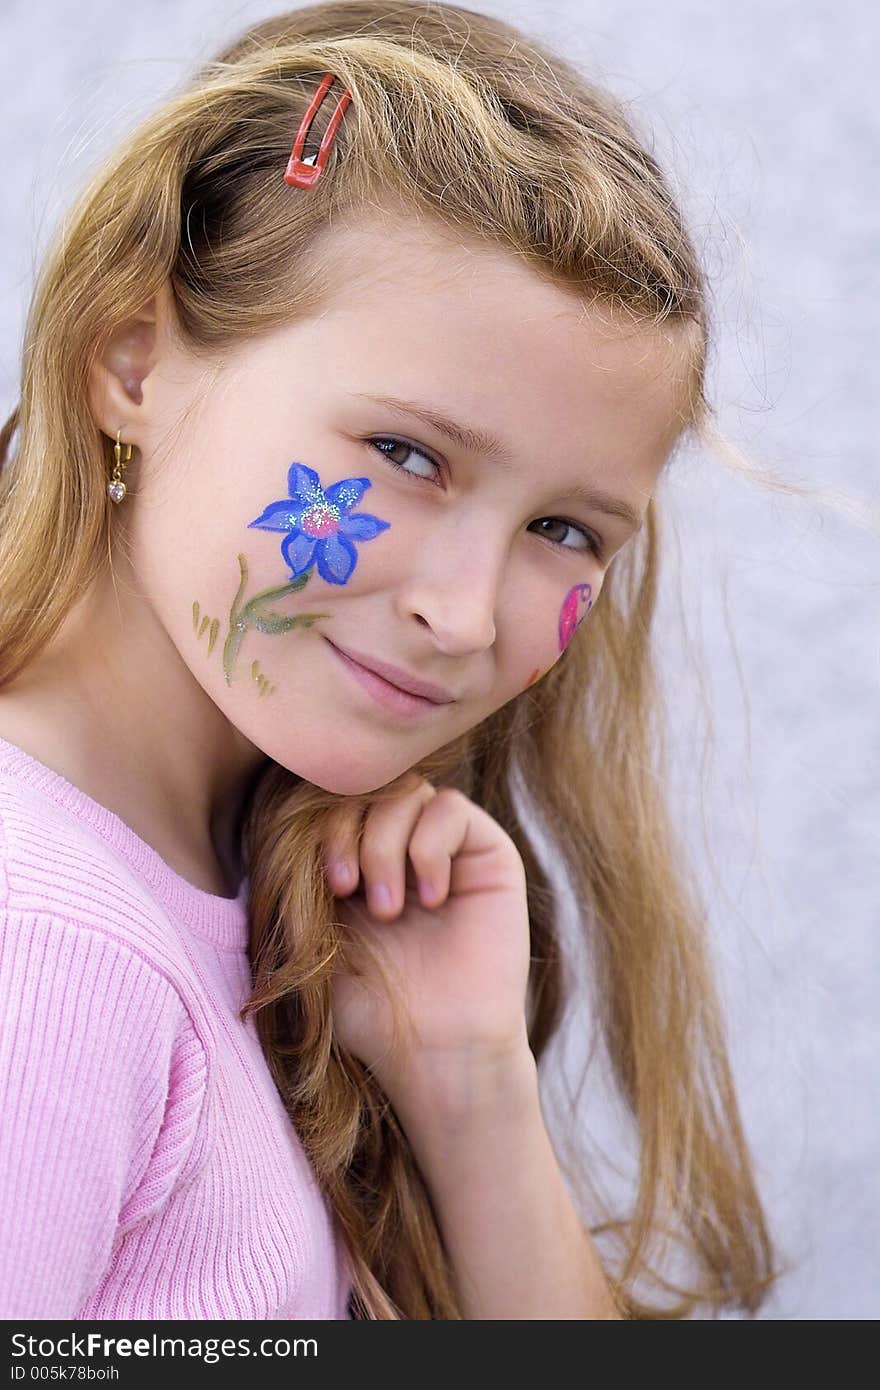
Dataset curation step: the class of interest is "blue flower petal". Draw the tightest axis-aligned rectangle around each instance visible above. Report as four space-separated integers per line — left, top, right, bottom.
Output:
324 476 371 513
248 498 304 531
287 461 325 505
339 512 391 542
316 532 358 585
281 530 318 577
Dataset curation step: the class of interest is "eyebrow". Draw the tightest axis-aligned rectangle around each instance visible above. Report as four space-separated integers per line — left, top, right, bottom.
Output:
351 390 646 533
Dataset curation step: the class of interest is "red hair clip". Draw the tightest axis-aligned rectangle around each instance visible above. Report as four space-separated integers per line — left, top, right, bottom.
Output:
284 73 352 189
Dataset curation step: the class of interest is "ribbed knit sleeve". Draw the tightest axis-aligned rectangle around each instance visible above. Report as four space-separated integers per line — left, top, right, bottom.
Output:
0 739 351 1320
0 909 208 1319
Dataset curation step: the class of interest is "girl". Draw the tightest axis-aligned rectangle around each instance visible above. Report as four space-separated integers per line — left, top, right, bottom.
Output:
0 0 791 1319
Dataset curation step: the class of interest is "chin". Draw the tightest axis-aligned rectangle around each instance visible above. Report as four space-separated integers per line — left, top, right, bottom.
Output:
271 748 417 799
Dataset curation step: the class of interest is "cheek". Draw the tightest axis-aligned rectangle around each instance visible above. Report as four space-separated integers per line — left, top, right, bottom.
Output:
188 460 394 692
520 581 595 692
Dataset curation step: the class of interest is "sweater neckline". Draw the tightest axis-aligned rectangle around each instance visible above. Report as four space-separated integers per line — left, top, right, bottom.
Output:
0 734 250 950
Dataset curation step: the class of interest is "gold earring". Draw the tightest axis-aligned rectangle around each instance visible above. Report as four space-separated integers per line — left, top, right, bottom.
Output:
108 427 132 504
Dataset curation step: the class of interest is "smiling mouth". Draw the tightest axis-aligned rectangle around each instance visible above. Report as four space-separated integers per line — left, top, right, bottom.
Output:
325 638 452 719
325 638 456 704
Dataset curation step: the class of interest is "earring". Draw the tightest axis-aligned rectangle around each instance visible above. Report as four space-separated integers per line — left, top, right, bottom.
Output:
108 427 132 504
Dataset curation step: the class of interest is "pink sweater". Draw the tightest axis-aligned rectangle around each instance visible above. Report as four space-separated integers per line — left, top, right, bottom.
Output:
0 735 352 1320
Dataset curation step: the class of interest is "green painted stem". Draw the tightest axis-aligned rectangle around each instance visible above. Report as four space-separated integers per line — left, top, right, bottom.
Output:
221 552 331 685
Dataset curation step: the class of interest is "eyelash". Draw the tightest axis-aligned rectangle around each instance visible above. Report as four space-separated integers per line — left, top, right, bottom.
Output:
366 435 604 560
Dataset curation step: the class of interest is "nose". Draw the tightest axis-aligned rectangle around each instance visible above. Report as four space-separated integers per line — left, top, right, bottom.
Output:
395 515 504 655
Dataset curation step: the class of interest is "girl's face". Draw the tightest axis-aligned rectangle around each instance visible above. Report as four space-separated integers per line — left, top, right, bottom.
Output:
100 213 686 795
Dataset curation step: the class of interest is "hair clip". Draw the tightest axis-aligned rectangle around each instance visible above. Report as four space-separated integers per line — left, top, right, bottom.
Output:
284 72 352 189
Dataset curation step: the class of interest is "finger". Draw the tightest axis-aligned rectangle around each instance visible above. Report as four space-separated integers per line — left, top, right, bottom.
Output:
323 805 367 896
405 787 470 907
358 777 438 918
323 771 425 896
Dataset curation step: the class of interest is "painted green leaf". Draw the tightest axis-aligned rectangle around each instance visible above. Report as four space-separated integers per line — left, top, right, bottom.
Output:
248 612 300 635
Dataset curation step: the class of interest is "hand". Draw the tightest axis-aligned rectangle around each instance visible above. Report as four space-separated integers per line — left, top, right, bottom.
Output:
323 771 533 1109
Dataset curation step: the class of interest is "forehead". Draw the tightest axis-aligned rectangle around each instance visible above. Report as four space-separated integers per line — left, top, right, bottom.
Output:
300 207 694 488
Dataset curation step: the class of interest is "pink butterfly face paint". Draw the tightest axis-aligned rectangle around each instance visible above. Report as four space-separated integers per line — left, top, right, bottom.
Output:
520 582 595 694
558 582 593 651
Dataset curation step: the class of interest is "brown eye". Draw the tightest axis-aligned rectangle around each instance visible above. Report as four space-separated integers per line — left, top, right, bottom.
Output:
531 517 603 558
369 436 441 483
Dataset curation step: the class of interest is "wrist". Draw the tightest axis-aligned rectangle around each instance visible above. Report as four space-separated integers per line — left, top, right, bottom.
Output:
390 1038 540 1136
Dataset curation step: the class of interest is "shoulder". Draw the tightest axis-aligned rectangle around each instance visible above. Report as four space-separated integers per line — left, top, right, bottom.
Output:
0 767 231 1314
0 770 199 991
0 779 215 1225
0 904 212 1302
0 770 217 1115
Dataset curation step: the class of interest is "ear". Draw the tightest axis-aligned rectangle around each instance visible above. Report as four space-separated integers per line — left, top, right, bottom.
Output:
87 280 176 444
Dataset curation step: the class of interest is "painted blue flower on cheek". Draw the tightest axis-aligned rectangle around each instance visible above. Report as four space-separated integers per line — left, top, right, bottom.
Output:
247 461 390 584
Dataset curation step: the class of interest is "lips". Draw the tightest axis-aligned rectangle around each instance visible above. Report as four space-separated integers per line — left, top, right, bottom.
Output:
325 639 455 704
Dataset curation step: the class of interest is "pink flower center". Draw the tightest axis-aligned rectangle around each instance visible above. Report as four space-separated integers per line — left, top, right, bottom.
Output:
301 500 341 539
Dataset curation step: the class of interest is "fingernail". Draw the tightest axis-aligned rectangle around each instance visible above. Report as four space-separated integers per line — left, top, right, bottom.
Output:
371 882 392 909
328 857 352 886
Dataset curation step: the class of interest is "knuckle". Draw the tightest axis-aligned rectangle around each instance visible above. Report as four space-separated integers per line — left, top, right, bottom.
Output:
395 770 436 804
434 784 465 806
358 841 396 880
406 818 435 856
405 838 433 875
326 825 358 863
399 769 427 790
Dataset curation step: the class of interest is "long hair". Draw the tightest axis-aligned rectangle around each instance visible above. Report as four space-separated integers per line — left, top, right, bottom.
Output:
3 0 846 1317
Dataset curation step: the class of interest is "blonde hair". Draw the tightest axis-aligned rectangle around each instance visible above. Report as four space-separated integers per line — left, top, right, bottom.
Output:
3 0 865 1318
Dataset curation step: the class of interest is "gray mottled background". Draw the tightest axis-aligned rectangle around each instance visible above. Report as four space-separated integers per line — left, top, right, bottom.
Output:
1 0 876 1318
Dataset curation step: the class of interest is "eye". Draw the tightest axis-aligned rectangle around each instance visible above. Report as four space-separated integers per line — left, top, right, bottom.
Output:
367 435 604 560
369 435 441 483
